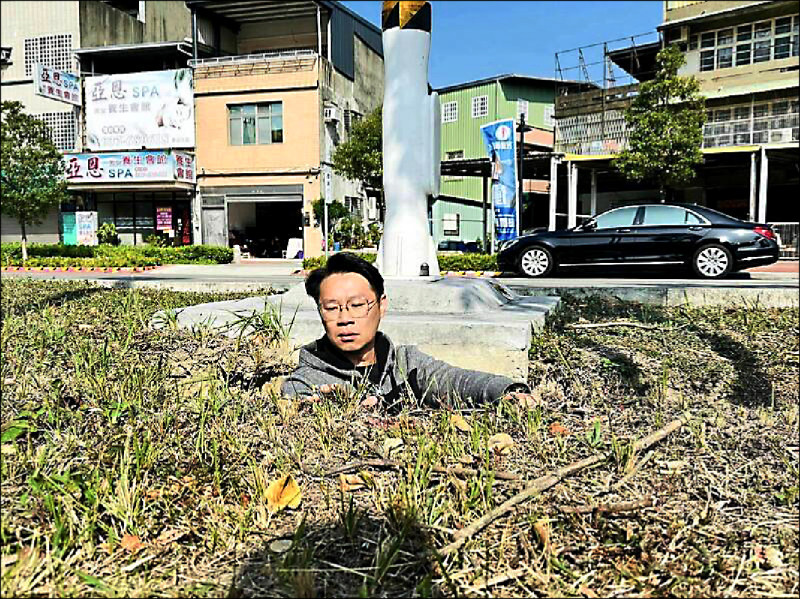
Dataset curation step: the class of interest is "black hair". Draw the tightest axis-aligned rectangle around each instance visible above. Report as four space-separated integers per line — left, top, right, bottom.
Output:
305 252 385 302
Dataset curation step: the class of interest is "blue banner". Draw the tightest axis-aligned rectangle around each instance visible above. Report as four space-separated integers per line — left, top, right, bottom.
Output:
480 119 517 243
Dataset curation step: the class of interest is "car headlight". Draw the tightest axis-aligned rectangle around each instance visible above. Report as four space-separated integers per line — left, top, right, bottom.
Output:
498 239 520 253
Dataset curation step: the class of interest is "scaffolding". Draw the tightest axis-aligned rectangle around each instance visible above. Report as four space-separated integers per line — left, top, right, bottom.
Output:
554 31 662 155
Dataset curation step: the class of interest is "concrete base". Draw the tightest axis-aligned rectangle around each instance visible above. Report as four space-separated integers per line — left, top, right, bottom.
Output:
154 277 561 381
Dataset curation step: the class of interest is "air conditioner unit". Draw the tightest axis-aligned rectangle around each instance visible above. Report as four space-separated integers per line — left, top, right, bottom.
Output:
323 105 338 122
770 128 794 143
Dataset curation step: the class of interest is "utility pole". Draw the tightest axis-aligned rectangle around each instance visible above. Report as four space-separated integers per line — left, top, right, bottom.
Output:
516 113 531 238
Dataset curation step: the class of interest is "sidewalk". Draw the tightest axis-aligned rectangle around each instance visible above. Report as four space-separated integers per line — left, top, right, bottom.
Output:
746 260 799 274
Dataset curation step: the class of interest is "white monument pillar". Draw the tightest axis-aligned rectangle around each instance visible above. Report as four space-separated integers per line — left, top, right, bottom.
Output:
377 1 441 277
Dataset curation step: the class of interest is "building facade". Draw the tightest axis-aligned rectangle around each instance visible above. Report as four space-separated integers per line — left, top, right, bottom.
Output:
186 0 383 258
1 0 195 244
552 0 798 252
434 75 560 247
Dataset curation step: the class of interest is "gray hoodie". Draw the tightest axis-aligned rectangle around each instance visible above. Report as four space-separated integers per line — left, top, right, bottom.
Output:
281 332 525 407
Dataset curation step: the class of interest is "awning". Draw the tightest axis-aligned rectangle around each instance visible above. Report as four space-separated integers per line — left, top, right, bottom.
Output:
67 182 195 192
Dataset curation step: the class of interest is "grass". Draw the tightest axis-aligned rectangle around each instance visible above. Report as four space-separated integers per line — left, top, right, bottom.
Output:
1 280 798 597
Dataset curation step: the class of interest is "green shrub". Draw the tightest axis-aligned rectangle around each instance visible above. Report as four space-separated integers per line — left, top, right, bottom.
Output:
301 252 496 272
437 253 497 272
97 222 120 245
0 243 233 267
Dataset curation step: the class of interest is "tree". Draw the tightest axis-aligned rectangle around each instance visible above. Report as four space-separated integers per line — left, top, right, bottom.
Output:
311 197 349 228
612 45 706 201
331 107 383 216
1 101 68 261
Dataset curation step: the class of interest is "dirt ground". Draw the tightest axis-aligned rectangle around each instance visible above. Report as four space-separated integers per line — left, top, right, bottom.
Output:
1 280 797 597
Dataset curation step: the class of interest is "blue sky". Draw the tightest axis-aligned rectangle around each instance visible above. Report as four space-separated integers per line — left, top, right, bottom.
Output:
341 1 663 88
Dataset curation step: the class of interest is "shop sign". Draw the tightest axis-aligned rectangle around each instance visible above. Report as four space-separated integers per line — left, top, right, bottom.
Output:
34 64 81 106
480 119 519 243
156 206 173 232
76 212 98 246
62 213 77 245
85 69 194 151
64 151 196 184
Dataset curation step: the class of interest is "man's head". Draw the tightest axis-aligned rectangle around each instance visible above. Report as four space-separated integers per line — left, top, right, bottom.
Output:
305 253 387 363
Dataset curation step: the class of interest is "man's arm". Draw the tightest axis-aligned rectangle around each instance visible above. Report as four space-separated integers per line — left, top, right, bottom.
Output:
401 346 529 406
280 372 316 398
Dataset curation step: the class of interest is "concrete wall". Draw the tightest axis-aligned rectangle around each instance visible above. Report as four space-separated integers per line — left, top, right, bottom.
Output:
1 208 61 244
0 1 80 83
318 35 384 226
238 17 319 55
0 1 80 243
664 0 767 23
78 0 191 48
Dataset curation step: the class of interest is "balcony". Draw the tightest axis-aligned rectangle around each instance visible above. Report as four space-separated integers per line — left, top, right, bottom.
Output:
189 49 318 79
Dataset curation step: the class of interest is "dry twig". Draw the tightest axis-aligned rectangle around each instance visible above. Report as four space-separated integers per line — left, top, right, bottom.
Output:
439 417 686 556
557 496 654 515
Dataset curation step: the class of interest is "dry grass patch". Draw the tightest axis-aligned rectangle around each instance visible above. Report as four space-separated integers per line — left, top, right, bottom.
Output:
1 281 797 597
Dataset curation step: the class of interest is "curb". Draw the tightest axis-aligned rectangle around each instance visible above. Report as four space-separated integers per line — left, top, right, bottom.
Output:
2 266 160 273
294 269 502 278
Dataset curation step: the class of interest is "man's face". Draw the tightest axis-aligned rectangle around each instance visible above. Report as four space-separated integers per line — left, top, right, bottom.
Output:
318 272 387 356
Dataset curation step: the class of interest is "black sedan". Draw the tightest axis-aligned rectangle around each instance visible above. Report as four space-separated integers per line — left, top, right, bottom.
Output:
496 203 780 278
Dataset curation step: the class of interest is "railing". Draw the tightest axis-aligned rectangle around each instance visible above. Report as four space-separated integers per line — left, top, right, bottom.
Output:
665 0 705 10
771 222 799 259
189 49 317 68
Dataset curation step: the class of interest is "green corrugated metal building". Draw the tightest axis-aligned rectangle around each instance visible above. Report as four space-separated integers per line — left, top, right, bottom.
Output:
433 74 561 247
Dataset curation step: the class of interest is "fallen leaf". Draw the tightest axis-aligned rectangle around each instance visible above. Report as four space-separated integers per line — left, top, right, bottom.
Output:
488 433 515 454
764 546 783 569
339 474 367 492
120 534 143 553
533 519 550 552
549 422 570 437
578 585 599 598
450 413 471 433
265 474 302 512
382 437 404 456
269 539 293 554
361 395 379 409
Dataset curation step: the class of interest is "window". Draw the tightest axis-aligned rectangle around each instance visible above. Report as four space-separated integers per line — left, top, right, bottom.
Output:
24 34 72 77
642 205 688 226
700 50 715 71
686 211 704 225
695 15 799 71
543 104 555 128
774 17 792 59
717 46 733 69
594 207 638 229
443 213 460 235
516 99 529 121
37 111 76 151
228 102 283 145
703 98 798 147
471 95 488 118
344 109 361 134
442 101 458 123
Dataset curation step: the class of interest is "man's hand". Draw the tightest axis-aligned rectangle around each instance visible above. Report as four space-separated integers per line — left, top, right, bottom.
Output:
308 384 380 409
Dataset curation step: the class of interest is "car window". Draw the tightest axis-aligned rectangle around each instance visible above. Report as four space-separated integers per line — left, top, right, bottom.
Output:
642 205 688 226
685 211 704 225
595 207 638 229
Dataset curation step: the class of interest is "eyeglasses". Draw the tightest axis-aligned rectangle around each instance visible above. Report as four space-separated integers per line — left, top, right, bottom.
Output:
318 298 378 321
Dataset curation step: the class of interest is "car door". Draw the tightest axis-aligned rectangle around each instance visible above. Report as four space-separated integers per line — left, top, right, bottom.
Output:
622 205 709 262
566 206 640 264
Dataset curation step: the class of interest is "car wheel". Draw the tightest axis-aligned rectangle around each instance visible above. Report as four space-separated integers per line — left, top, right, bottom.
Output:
692 244 733 279
518 246 554 277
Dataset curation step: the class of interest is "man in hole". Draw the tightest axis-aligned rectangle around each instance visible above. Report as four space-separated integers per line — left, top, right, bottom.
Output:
282 252 534 408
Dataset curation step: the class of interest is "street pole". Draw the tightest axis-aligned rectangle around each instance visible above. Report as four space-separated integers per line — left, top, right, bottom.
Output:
516 113 525 238
324 200 329 257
